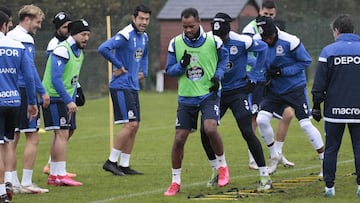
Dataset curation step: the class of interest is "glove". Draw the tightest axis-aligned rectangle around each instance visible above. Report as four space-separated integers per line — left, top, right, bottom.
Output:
268 66 281 77
75 86 86 106
244 80 256 94
311 106 322 122
209 77 220 92
180 50 191 68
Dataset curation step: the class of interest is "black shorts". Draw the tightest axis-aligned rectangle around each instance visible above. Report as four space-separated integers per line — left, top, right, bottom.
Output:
220 88 251 120
110 88 140 124
260 87 311 120
176 94 220 131
15 87 40 133
249 82 287 119
0 107 19 143
42 101 76 131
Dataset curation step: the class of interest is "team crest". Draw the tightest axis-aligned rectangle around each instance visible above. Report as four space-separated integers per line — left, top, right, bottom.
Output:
226 61 233 71
230 46 238 55
213 22 221 31
60 117 67 126
128 110 135 119
134 48 143 61
71 76 78 86
276 45 285 56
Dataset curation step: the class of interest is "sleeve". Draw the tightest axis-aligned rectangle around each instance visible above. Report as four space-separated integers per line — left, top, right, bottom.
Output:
25 43 47 96
281 43 312 76
50 53 73 104
98 34 126 70
247 39 267 82
242 21 256 36
20 49 36 105
247 54 256 67
311 51 328 107
139 35 149 77
214 45 228 81
213 35 228 80
165 38 186 77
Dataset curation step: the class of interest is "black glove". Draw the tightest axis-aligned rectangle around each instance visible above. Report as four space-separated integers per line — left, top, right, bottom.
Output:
75 86 86 106
311 105 322 122
244 80 256 94
268 66 282 77
180 50 191 68
209 77 220 92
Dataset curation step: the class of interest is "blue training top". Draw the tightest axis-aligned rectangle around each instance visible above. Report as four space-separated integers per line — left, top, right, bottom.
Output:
221 31 267 91
254 29 311 94
0 32 36 106
98 24 149 91
7 25 46 97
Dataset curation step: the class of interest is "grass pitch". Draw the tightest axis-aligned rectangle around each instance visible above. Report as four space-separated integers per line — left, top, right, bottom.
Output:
13 91 358 202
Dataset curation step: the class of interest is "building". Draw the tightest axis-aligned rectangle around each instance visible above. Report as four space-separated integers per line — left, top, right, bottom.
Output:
157 0 261 90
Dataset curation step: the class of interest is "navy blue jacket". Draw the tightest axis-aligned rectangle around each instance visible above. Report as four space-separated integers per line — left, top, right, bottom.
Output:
312 33 360 123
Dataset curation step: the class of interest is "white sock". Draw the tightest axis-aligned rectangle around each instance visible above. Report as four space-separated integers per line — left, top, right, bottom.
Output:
11 171 20 187
48 155 51 164
21 169 33 186
209 159 217 170
0 184 5 196
4 172 11 183
259 167 269 176
274 141 284 154
171 168 181 184
119 153 130 167
268 144 278 158
50 161 57 176
215 154 227 168
109 148 121 163
55 161 66 176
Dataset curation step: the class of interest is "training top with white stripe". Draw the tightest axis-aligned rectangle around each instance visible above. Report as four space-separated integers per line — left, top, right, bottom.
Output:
220 31 267 91
254 30 311 95
7 25 46 96
0 32 36 107
312 33 360 123
98 24 149 91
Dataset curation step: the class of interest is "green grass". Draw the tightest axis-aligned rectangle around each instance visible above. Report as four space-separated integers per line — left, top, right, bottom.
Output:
13 91 358 202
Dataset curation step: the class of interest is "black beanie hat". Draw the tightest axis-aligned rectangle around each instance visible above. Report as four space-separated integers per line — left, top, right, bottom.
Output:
212 12 232 23
211 12 232 37
256 15 277 37
68 19 90 36
53 11 71 29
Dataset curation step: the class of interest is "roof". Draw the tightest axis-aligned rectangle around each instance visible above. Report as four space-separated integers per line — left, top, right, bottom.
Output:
157 0 260 20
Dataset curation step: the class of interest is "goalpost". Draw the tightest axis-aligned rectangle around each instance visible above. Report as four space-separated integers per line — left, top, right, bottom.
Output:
106 16 114 152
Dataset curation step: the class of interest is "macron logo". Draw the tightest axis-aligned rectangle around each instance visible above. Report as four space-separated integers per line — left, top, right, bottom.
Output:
57 60 62 66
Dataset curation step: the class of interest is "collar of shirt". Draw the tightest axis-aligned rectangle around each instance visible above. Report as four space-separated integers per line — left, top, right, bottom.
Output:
182 25 205 42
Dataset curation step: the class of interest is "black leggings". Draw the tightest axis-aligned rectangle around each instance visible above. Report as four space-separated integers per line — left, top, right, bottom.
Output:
200 115 266 167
